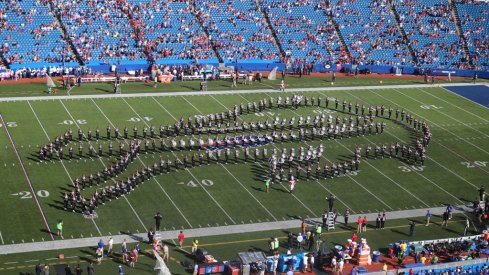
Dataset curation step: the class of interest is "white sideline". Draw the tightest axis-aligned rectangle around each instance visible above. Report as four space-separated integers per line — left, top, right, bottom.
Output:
0 82 481 102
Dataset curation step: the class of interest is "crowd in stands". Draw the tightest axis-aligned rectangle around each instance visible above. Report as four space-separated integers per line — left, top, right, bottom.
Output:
332 0 413 66
263 0 349 65
456 0 489 71
52 0 145 63
196 0 279 62
0 0 487 72
394 0 470 69
128 0 215 62
0 0 76 65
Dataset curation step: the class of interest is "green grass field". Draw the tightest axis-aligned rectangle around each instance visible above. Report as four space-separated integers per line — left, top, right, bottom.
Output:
0 78 488 274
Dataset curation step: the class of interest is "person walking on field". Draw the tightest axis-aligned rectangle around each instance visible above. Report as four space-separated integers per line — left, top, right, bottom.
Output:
442 211 449 226
178 231 185 248
280 80 285 92
191 239 199 254
464 218 470 236
265 178 270 193
409 221 415 237
344 209 350 227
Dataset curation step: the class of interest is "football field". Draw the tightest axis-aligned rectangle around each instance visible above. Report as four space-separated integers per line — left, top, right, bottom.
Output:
0 84 488 245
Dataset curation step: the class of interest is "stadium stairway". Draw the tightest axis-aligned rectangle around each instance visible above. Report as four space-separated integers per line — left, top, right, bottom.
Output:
387 0 419 66
118 0 149 63
190 1 223 63
255 0 286 59
46 1 83 66
323 0 351 62
449 0 474 70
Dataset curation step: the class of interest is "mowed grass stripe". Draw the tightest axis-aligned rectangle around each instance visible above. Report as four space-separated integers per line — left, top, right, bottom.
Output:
61 98 191 231
93 97 235 226
340 89 476 202
3 101 101 240
370 89 489 158
0 107 46 242
123 96 268 223
28 100 144 235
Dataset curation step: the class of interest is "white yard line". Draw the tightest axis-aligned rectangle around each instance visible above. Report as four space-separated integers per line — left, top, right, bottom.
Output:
397 89 489 138
264 93 396 210
27 101 103 237
0 231 4 245
178 95 282 220
418 88 489 122
232 94 360 212
372 89 489 156
371 90 489 176
120 97 236 224
90 98 193 228
345 90 480 190
207 94 323 216
0 83 479 102
58 99 148 232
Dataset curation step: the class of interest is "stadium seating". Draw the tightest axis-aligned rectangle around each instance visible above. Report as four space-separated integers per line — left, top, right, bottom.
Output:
332 0 413 66
196 0 278 62
52 0 145 64
0 0 487 72
0 0 75 65
393 0 470 69
262 0 348 64
127 0 217 63
455 0 489 70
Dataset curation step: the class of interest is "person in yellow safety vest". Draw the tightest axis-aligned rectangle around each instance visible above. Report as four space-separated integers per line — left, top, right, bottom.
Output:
273 238 279 252
315 225 322 239
191 239 199 254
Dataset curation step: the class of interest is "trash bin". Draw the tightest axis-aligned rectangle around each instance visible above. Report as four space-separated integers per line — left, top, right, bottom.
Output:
372 251 380 263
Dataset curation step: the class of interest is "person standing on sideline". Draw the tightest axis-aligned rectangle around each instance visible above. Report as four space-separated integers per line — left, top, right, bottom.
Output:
87 262 95 275
425 210 432 226
148 228 155 244
362 216 368 232
154 212 162 231
409 221 415 237
265 178 270 193
108 237 114 256
447 71 452 82
381 212 386 229
301 219 307 234
56 220 63 239
442 211 449 226
191 239 199 254
447 204 453 219
97 239 105 257
118 265 123 275
163 244 169 261
35 263 42 275
344 209 350 227
479 185 485 201
327 194 336 212
178 231 185 248
376 213 381 229
322 210 328 228
280 79 285 92
357 216 362 233
464 218 470 236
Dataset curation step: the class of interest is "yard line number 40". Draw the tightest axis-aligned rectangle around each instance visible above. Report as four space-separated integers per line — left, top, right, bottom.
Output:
177 179 214 188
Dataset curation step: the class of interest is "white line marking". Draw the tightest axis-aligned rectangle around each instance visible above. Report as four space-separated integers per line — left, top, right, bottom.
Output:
179 95 281 220
233 94 357 213
122 97 236 224
4 261 19 264
24 259 39 263
346 90 480 190
393 89 489 155
0 231 3 245
59 99 146 233
90 98 193 228
208 94 320 216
